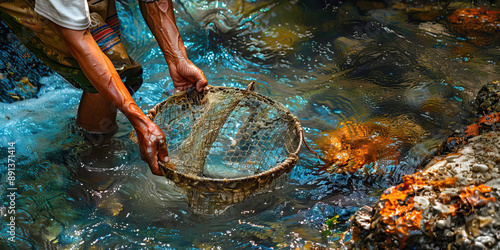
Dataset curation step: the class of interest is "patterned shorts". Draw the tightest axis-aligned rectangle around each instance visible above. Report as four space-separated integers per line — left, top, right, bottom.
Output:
0 0 143 94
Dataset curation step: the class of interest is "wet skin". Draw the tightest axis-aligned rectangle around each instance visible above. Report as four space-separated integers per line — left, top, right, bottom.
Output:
140 0 208 92
55 0 208 175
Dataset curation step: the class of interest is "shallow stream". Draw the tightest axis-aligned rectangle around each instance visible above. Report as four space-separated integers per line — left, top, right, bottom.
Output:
1 0 500 248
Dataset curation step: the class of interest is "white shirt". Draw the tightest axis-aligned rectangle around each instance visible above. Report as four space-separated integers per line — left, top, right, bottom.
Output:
34 0 90 30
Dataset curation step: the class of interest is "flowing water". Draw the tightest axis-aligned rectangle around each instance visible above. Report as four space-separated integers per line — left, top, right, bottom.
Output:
1 0 500 248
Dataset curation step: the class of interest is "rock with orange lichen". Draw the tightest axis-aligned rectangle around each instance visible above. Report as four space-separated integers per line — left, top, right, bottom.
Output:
345 130 500 249
316 121 398 174
316 116 426 174
448 7 500 45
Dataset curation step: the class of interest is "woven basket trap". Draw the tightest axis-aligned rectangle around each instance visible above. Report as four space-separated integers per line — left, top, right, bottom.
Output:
135 84 303 215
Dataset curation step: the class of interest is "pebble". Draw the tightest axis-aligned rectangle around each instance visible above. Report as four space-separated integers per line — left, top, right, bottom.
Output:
354 206 373 230
475 235 496 247
414 196 430 210
436 219 447 229
433 202 449 214
429 159 447 170
455 174 469 185
473 164 490 173
460 147 474 155
471 241 487 249
445 154 460 161
486 179 500 191
483 173 492 182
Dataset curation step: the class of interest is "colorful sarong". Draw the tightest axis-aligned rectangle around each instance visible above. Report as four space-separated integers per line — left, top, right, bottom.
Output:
0 0 142 94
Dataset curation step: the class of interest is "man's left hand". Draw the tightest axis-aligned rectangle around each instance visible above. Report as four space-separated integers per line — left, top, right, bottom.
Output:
169 59 208 92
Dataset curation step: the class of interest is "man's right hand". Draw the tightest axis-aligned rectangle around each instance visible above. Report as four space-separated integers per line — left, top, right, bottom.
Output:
134 120 169 176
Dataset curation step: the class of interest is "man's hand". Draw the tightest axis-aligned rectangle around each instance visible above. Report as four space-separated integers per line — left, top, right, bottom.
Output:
139 0 208 92
169 59 208 92
134 121 169 176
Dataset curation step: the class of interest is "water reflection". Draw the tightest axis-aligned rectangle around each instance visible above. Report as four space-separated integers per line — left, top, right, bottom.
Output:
1 0 500 248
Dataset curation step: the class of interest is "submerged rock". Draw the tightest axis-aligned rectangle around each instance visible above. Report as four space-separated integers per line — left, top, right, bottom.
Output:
315 115 427 174
335 22 421 86
447 7 500 46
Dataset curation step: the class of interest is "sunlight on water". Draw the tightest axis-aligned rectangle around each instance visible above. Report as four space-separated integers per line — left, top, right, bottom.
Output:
1 0 500 248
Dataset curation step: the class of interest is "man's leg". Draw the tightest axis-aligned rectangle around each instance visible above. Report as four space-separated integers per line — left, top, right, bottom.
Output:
77 91 118 134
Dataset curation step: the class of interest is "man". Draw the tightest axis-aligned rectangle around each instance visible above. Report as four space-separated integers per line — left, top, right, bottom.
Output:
0 0 208 175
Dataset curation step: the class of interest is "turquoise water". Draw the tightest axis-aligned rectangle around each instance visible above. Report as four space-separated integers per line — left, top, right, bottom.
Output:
1 0 500 248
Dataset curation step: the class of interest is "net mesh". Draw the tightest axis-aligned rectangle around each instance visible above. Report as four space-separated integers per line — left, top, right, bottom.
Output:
134 84 303 215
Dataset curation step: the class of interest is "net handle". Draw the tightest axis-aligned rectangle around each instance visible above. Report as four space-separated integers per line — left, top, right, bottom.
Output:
300 129 322 160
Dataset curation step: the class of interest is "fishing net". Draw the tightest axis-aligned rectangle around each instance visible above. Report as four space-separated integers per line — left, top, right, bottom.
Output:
132 83 303 215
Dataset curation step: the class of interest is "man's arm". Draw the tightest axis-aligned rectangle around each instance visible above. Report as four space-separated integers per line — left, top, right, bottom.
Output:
56 26 168 175
139 0 208 92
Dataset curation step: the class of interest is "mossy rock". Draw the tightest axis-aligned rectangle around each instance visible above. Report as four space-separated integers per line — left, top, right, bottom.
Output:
475 80 500 116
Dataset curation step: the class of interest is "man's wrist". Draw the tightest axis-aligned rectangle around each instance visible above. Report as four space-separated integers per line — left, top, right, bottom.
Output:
165 45 188 65
120 102 151 130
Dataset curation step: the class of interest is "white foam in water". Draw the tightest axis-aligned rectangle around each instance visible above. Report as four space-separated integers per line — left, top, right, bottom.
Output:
0 74 81 156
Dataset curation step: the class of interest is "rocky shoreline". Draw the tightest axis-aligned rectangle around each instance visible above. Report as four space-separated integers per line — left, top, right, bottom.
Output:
345 81 500 249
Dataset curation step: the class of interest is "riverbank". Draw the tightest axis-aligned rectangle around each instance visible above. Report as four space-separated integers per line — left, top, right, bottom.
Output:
345 81 500 249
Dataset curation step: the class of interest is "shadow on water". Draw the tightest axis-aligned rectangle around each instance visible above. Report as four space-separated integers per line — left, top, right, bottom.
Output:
1 0 500 248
